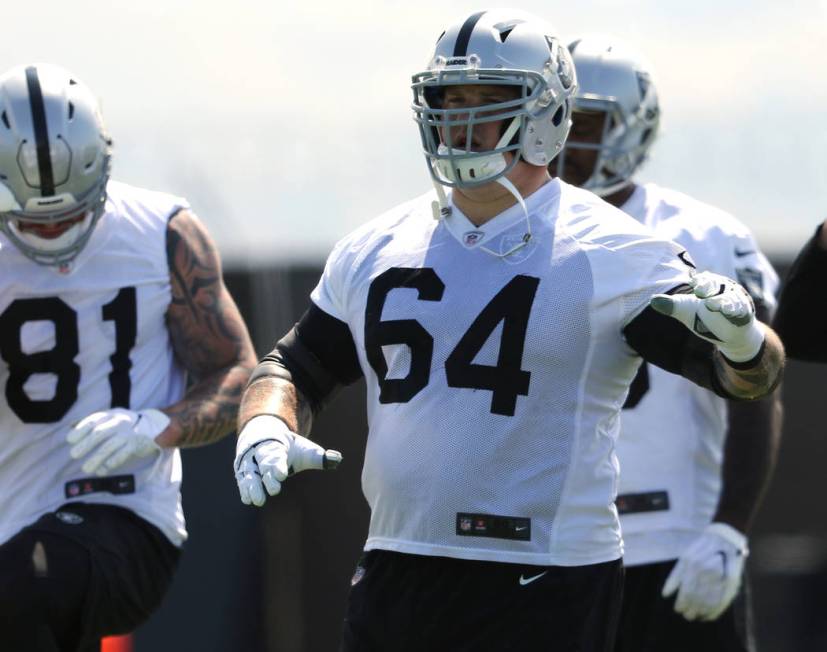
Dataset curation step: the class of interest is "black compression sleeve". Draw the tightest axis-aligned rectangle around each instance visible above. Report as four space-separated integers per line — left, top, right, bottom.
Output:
773 225 827 361
250 304 363 412
623 285 730 399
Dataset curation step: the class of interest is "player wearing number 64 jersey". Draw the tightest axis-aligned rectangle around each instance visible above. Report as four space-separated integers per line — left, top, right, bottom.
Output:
234 10 784 651
0 64 255 651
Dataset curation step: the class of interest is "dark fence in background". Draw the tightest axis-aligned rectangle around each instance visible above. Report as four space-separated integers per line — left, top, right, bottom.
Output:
135 259 827 652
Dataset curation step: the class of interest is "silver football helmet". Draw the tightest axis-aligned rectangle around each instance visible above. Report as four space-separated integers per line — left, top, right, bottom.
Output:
0 64 112 265
556 36 659 196
412 9 577 189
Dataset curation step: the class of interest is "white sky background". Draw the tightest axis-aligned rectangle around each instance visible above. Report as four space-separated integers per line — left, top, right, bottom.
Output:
3 0 826 264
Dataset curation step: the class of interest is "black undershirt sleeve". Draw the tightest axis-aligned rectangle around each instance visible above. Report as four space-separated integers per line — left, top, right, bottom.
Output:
623 284 730 399
773 225 827 362
250 304 364 413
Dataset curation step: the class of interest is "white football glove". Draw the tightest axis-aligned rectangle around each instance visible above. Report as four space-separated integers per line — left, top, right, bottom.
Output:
650 271 764 363
234 415 342 507
67 408 169 476
662 522 749 621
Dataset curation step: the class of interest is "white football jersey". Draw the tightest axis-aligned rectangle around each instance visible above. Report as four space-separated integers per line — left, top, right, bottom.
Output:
0 180 188 546
616 183 778 566
311 179 691 566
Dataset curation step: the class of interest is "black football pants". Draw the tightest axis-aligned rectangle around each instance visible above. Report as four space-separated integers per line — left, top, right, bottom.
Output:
0 502 180 652
341 550 623 651
614 559 754 652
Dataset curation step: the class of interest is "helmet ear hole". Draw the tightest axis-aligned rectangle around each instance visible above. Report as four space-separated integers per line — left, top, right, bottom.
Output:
1 111 9 129
552 105 564 127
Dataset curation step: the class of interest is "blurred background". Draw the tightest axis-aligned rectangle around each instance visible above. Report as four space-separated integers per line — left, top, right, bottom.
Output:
4 1 827 650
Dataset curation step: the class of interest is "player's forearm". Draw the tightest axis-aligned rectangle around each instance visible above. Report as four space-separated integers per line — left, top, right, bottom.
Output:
714 390 783 533
713 324 784 400
161 207 258 448
237 376 314 437
156 359 255 448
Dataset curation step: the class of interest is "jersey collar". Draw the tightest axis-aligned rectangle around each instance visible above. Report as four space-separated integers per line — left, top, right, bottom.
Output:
442 179 559 251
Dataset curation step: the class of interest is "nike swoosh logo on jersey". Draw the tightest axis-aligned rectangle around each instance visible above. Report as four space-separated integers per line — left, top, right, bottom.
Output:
734 248 756 257
518 571 547 586
677 250 696 269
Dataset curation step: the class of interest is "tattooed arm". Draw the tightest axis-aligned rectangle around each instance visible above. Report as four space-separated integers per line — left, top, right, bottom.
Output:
237 304 364 437
712 325 784 400
155 209 256 448
237 376 314 437
625 300 784 402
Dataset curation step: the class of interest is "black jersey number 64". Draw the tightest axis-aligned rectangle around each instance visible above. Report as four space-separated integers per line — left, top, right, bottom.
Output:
364 268 540 417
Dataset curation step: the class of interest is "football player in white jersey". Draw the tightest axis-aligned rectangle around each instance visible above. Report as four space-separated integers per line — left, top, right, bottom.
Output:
774 221 827 360
233 11 783 651
553 36 783 652
0 64 256 651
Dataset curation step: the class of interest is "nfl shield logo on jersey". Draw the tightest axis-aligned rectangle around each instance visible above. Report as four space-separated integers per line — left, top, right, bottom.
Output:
463 230 485 247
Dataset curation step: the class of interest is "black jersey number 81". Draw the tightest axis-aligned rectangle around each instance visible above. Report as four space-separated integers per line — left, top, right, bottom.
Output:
0 288 137 423
364 268 539 416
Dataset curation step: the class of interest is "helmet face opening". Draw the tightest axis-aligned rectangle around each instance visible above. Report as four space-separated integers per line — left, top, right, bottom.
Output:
555 104 624 192
413 70 541 187
15 206 90 239
0 63 112 266
1 172 109 265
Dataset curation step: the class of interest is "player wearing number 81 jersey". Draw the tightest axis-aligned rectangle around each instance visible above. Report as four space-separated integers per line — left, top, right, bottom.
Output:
0 63 255 651
234 10 784 651
1 181 190 545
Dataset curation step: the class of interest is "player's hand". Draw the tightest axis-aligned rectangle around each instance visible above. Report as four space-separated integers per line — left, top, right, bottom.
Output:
67 408 169 475
234 415 342 507
662 522 748 621
650 271 764 363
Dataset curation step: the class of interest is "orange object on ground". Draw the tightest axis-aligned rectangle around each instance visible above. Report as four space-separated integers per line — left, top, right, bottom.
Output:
100 634 133 652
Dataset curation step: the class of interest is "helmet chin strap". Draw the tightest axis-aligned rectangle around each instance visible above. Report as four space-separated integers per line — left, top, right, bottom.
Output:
431 179 451 221
479 174 532 259
588 177 634 198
